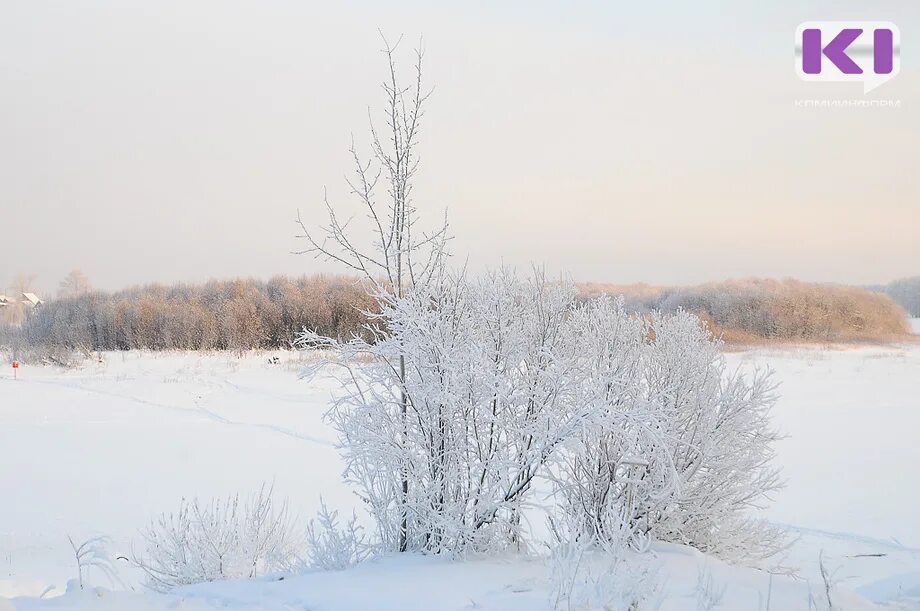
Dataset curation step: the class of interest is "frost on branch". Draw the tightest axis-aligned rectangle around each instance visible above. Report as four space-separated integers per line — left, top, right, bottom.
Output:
132 485 297 592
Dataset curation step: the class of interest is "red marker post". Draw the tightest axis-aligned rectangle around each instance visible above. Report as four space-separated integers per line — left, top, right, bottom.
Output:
11 360 19 380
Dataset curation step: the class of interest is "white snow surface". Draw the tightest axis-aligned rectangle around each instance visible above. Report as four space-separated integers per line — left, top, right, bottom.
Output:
1 345 919 610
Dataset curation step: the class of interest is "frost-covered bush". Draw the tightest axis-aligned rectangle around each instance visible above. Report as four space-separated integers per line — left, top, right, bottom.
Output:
301 270 783 562
555 310 783 562
302 270 595 554
133 486 297 592
643 313 782 560
303 499 370 571
549 299 676 553
546 511 664 611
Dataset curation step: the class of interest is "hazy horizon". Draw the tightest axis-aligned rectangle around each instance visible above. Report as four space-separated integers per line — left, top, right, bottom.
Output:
2 1 918 295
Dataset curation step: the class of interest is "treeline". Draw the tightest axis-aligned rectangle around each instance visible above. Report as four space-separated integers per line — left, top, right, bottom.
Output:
579 278 911 343
872 276 920 317
2 275 912 355
3 275 374 353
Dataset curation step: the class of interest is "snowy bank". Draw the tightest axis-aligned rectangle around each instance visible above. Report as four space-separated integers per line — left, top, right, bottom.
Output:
2 348 920 609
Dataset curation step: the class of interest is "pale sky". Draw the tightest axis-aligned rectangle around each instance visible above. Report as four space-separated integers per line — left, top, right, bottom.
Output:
1 0 918 294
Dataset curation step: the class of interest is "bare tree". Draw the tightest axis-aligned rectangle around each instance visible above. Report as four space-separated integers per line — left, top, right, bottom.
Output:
296 34 449 552
9 273 37 295
296 35 449 297
58 269 93 299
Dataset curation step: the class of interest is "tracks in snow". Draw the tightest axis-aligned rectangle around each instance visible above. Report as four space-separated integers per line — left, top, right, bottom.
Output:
21 376 335 448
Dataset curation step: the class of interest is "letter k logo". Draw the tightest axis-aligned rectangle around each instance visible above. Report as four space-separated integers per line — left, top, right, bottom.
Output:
802 28 862 74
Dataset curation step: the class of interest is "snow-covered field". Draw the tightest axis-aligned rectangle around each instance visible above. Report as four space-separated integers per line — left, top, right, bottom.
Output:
2 341 919 610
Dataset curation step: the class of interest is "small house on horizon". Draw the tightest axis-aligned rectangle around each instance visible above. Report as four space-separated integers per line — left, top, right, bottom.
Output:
20 292 44 307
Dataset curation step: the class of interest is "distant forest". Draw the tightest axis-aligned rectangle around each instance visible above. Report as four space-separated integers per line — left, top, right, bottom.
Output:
871 276 920 317
1 275 373 355
1 274 915 359
582 277 912 344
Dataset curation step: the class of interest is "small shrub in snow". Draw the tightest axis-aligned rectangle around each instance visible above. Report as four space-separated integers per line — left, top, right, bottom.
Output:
546 516 664 611
303 499 369 570
694 566 727 611
68 535 122 591
133 485 297 592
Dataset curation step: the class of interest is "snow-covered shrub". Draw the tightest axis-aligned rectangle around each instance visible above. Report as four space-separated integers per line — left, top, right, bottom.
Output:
301 270 782 562
549 297 676 553
644 313 782 560
546 514 664 611
555 310 783 562
133 485 297 592
303 499 369 570
694 566 727 611
301 270 606 554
